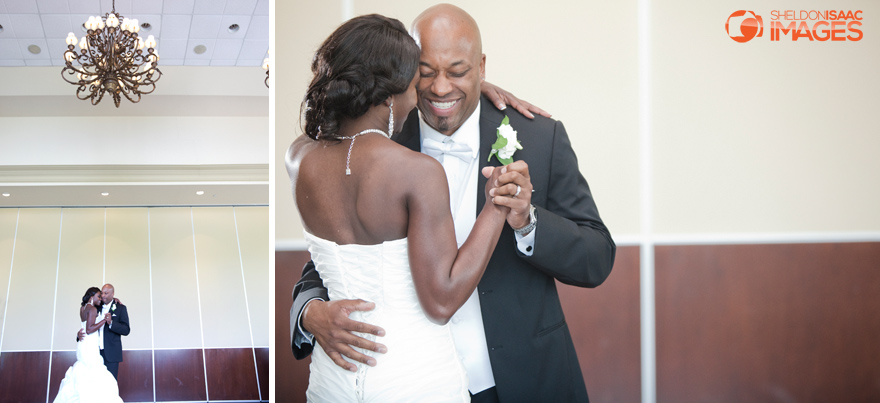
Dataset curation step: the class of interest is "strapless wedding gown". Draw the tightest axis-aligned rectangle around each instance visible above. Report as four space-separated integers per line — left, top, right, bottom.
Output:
53 321 123 403
304 231 469 402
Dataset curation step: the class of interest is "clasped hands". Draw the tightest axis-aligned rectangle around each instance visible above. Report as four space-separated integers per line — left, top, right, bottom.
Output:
303 161 533 372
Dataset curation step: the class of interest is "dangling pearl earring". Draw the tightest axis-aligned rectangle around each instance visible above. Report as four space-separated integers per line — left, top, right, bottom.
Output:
388 98 394 136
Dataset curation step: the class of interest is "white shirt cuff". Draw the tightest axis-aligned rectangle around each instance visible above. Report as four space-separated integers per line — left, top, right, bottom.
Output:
295 297 322 347
514 227 536 256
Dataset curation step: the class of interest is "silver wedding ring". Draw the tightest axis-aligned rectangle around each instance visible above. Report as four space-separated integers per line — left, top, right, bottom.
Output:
514 185 522 198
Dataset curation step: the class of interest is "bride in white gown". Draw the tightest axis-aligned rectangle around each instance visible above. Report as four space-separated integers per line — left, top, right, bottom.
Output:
287 14 511 402
53 287 124 403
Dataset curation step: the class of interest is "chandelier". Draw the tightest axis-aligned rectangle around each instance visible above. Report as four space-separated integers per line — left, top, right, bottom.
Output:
61 0 160 107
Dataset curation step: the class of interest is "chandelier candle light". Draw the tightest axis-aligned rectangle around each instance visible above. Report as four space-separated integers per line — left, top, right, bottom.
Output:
61 0 160 107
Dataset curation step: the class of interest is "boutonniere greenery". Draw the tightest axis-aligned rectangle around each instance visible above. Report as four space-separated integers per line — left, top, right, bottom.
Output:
488 116 522 165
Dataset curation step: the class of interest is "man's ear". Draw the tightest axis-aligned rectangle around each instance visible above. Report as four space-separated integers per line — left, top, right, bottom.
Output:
480 53 486 82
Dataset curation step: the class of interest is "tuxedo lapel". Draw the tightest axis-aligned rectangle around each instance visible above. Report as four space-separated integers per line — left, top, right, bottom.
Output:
392 108 422 152
477 96 505 215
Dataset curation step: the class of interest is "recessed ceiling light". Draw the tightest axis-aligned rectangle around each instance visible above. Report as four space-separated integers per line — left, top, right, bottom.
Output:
195 191 205 196
193 44 207 54
28 44 41 54
101 192 110 196
227 24 240 33
1 193 10 197
140 22 152 32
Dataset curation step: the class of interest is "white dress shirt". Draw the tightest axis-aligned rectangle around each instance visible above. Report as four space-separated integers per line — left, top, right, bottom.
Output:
419 103 497 394
98 303 110 350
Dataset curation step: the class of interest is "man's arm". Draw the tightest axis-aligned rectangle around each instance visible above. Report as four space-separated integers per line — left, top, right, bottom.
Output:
290 260 386 370
290 260 328 358
493 120 616 287
107 304 131 336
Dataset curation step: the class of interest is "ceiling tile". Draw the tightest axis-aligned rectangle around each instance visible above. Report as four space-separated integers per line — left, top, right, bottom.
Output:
100 0 130 15
189 14 220 38
244 15 266 40
5 0 38 13
235 58 261 67
25 58 53 66
36 0 69 13
224 0 256 15
40 14 73 37
19 38 50 59
67 0 101 15
183 58 209 66
160 14 190 39
218 14 249 39
132 14 161 37
69 14 93 33
253 0 267 16
156 38 186 59
185 38 214 59
212 38 242 59
132 0 162 14
160 58 183 65
0 2 6 13
210 59 236 66
46 39 68 63
192 0 224 15
10 14 45 38
237 39 266 60
0 38 22 58
0 60 26 66
162 0 193 14
0 14 15 37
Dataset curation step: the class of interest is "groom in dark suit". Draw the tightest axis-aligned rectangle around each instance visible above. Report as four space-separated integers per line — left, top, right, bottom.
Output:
98 283 130 380
291 4 615 402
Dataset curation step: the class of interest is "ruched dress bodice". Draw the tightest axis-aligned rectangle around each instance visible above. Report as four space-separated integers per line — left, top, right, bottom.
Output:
304 231 469 402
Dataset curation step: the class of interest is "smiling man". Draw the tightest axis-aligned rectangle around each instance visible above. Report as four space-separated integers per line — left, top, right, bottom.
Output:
292 4 615 402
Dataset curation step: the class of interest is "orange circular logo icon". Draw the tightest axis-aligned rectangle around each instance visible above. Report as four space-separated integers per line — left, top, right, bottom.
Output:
726 10 764 42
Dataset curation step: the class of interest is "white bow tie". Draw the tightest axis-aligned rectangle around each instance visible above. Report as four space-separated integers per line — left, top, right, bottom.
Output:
423 138 475 163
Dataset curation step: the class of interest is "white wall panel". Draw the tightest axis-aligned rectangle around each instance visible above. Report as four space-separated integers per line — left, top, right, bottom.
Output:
148 207 202 349
0 209 19 344
105 208 153 350
234 206 270 346
52 208 104 351
0 208 61 351
192 207 252 347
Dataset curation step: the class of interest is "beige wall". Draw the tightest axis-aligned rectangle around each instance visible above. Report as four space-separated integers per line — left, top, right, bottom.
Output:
0 206 269 352
652 0 880 234
276 0 879 245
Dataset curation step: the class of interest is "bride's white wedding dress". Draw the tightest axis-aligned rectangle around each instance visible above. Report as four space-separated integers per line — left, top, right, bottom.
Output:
53 321 124 403
305 231 469 402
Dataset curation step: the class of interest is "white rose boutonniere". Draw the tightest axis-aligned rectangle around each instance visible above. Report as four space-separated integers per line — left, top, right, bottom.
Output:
110 302 116 313
488 116 523 165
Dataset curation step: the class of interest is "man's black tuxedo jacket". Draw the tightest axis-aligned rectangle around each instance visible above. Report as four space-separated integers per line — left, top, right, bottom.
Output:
101 302 130 363
291 96 616 402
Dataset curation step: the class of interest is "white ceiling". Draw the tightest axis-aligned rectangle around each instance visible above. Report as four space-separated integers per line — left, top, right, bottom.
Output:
0 0 269 67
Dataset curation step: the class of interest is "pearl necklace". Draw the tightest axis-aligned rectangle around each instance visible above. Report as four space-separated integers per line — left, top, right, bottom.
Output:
337 129 390 175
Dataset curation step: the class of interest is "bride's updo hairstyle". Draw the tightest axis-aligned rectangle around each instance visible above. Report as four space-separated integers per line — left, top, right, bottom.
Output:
81 287 101 307
302 14 420 140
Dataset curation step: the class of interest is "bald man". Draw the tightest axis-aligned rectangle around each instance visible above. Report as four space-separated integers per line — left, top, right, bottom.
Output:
292 4 614 402
98 284 130 379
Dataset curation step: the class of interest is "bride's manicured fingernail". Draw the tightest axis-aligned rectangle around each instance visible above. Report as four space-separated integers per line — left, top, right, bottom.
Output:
489 189 495 196
377 346 387 354
367 359 377 366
